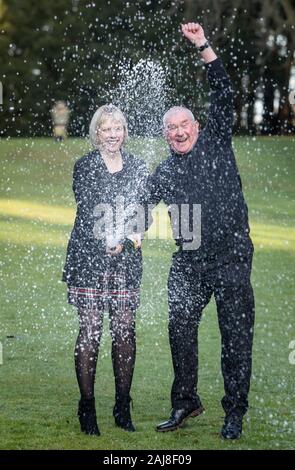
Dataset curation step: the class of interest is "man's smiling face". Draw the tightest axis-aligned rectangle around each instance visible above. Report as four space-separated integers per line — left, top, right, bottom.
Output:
164 109 199 155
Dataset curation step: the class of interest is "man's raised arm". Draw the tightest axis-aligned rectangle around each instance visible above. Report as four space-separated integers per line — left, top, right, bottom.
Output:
182 22 233 142
181 23 217 64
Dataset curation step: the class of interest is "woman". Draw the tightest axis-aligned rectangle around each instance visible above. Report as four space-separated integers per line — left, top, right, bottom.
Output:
62 105 149 436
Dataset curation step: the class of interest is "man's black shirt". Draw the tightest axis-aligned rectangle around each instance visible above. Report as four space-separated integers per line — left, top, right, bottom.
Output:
146 58 252 263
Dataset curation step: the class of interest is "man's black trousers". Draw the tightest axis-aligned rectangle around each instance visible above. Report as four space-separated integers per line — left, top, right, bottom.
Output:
168 248 255 417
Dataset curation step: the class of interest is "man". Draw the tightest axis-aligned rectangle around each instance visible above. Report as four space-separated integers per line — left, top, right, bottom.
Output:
147 23 255 439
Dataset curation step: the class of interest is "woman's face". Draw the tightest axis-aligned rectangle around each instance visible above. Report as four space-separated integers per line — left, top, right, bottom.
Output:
96 117 125 153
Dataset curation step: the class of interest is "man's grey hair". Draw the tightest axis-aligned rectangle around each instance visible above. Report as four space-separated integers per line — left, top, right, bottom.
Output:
89 104 128 148
163 106 196 128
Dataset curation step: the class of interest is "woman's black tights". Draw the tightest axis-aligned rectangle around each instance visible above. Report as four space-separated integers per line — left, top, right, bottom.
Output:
74 306 136 401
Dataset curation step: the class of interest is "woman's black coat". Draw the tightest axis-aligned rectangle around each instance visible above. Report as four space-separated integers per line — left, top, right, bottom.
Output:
62 149 149 288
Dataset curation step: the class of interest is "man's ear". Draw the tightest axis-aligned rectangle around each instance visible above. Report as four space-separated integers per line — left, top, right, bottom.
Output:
163 128 169 142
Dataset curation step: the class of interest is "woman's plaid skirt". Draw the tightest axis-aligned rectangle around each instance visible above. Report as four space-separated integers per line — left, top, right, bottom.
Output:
68 270 140 312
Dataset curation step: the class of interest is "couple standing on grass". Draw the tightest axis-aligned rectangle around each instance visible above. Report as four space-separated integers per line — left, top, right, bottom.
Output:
62 23 255 441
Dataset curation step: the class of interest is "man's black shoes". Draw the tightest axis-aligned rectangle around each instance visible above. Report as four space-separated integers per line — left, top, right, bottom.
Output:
156 405 243 438
156 405 204 432
221 413 243 440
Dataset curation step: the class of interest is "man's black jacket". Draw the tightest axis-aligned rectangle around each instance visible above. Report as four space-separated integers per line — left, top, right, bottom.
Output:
146 58 253 266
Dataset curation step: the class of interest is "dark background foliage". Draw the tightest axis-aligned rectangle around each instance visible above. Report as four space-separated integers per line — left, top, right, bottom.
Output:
0 0 294 137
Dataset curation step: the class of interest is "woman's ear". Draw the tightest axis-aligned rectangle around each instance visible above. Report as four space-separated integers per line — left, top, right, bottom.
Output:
162 127 169 142
95 127 100 145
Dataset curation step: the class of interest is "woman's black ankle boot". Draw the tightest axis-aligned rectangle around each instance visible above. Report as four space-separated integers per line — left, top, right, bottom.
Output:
78 397 100 436
113 395 135 432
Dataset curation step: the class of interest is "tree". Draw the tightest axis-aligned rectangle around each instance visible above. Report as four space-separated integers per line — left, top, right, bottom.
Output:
0 0 294 137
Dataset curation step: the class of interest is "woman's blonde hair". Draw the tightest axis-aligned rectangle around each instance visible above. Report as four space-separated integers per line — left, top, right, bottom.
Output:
89 104 128 148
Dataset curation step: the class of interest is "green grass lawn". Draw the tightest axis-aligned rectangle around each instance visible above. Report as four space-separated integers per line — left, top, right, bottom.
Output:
0 136 295 450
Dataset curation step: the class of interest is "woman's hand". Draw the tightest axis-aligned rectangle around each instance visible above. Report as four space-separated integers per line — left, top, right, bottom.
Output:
127 233 142 249
106 233 142 256
107 244 123 256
